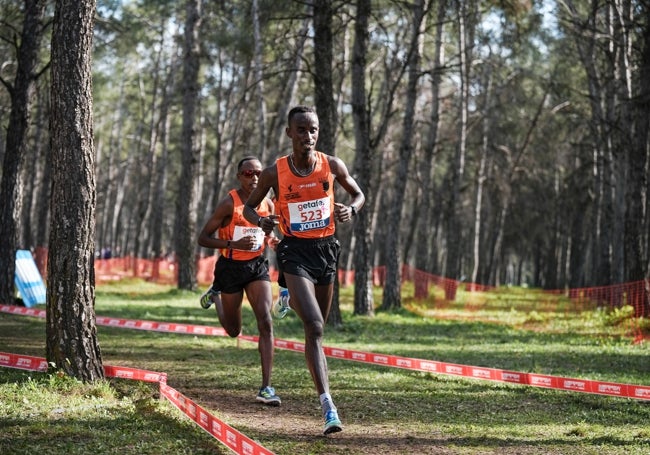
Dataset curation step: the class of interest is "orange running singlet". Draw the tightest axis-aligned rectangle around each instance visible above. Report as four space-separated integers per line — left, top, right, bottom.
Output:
218 189 271 260
275 152 336 239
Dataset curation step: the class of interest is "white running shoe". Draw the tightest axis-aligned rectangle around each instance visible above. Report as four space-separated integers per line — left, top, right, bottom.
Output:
272 287 291 319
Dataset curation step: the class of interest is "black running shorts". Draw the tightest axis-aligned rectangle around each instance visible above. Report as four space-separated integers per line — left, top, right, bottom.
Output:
212 255 270 294
277 235 341 286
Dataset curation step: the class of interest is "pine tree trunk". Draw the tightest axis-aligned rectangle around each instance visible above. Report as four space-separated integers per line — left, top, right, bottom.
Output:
471 65 491 285
252 0 268 163
150 53 177 259
625 4 650 294
351 0 374 316
625 1 649 283
175 0 201 290
313 0 343 326
445 0 471 289
47 0 103 380
0 0 47 304
381 0 426 310
415 0 446 275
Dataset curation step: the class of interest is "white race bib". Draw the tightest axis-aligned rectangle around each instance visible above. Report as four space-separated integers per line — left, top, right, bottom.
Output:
232 225 264 251
287 197 331 232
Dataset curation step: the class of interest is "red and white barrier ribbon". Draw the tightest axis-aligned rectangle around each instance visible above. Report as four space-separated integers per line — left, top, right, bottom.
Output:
161 383 274 455
0 304 227 336
0 352 48 372
0 350 274 455
2 304 648 401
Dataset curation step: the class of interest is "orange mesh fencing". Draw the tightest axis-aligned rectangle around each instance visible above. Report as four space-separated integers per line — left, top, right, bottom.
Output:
398 264 648 343
29 249 648 342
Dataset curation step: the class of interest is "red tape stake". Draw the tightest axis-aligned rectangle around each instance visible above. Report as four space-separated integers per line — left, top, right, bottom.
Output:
2 304 648 401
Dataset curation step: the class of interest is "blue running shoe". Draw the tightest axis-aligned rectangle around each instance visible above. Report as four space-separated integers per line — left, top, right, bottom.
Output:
323 409 342 435
256 386 281 406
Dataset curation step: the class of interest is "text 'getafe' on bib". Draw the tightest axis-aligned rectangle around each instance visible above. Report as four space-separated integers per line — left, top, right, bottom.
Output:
232 226 265 251
288 197 330 232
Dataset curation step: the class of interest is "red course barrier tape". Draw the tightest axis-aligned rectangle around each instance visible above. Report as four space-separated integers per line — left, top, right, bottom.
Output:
0 350 274 455
0 305 228 336
161 382 274 455
2 304 649 401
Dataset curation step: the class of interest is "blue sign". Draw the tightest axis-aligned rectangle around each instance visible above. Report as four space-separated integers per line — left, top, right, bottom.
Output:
15 250 46 307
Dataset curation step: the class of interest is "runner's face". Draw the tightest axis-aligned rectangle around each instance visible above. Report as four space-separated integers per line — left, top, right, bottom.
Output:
287 113 319 155
238 160 262 194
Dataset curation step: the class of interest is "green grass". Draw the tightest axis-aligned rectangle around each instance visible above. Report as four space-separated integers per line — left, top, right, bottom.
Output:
1 279 649 454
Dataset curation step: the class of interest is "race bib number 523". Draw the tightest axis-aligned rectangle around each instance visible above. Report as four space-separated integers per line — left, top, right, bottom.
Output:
288 197 330 232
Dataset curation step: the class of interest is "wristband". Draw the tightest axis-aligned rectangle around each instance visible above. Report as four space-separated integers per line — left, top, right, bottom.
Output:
257 217 263 227
350 205 357 217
